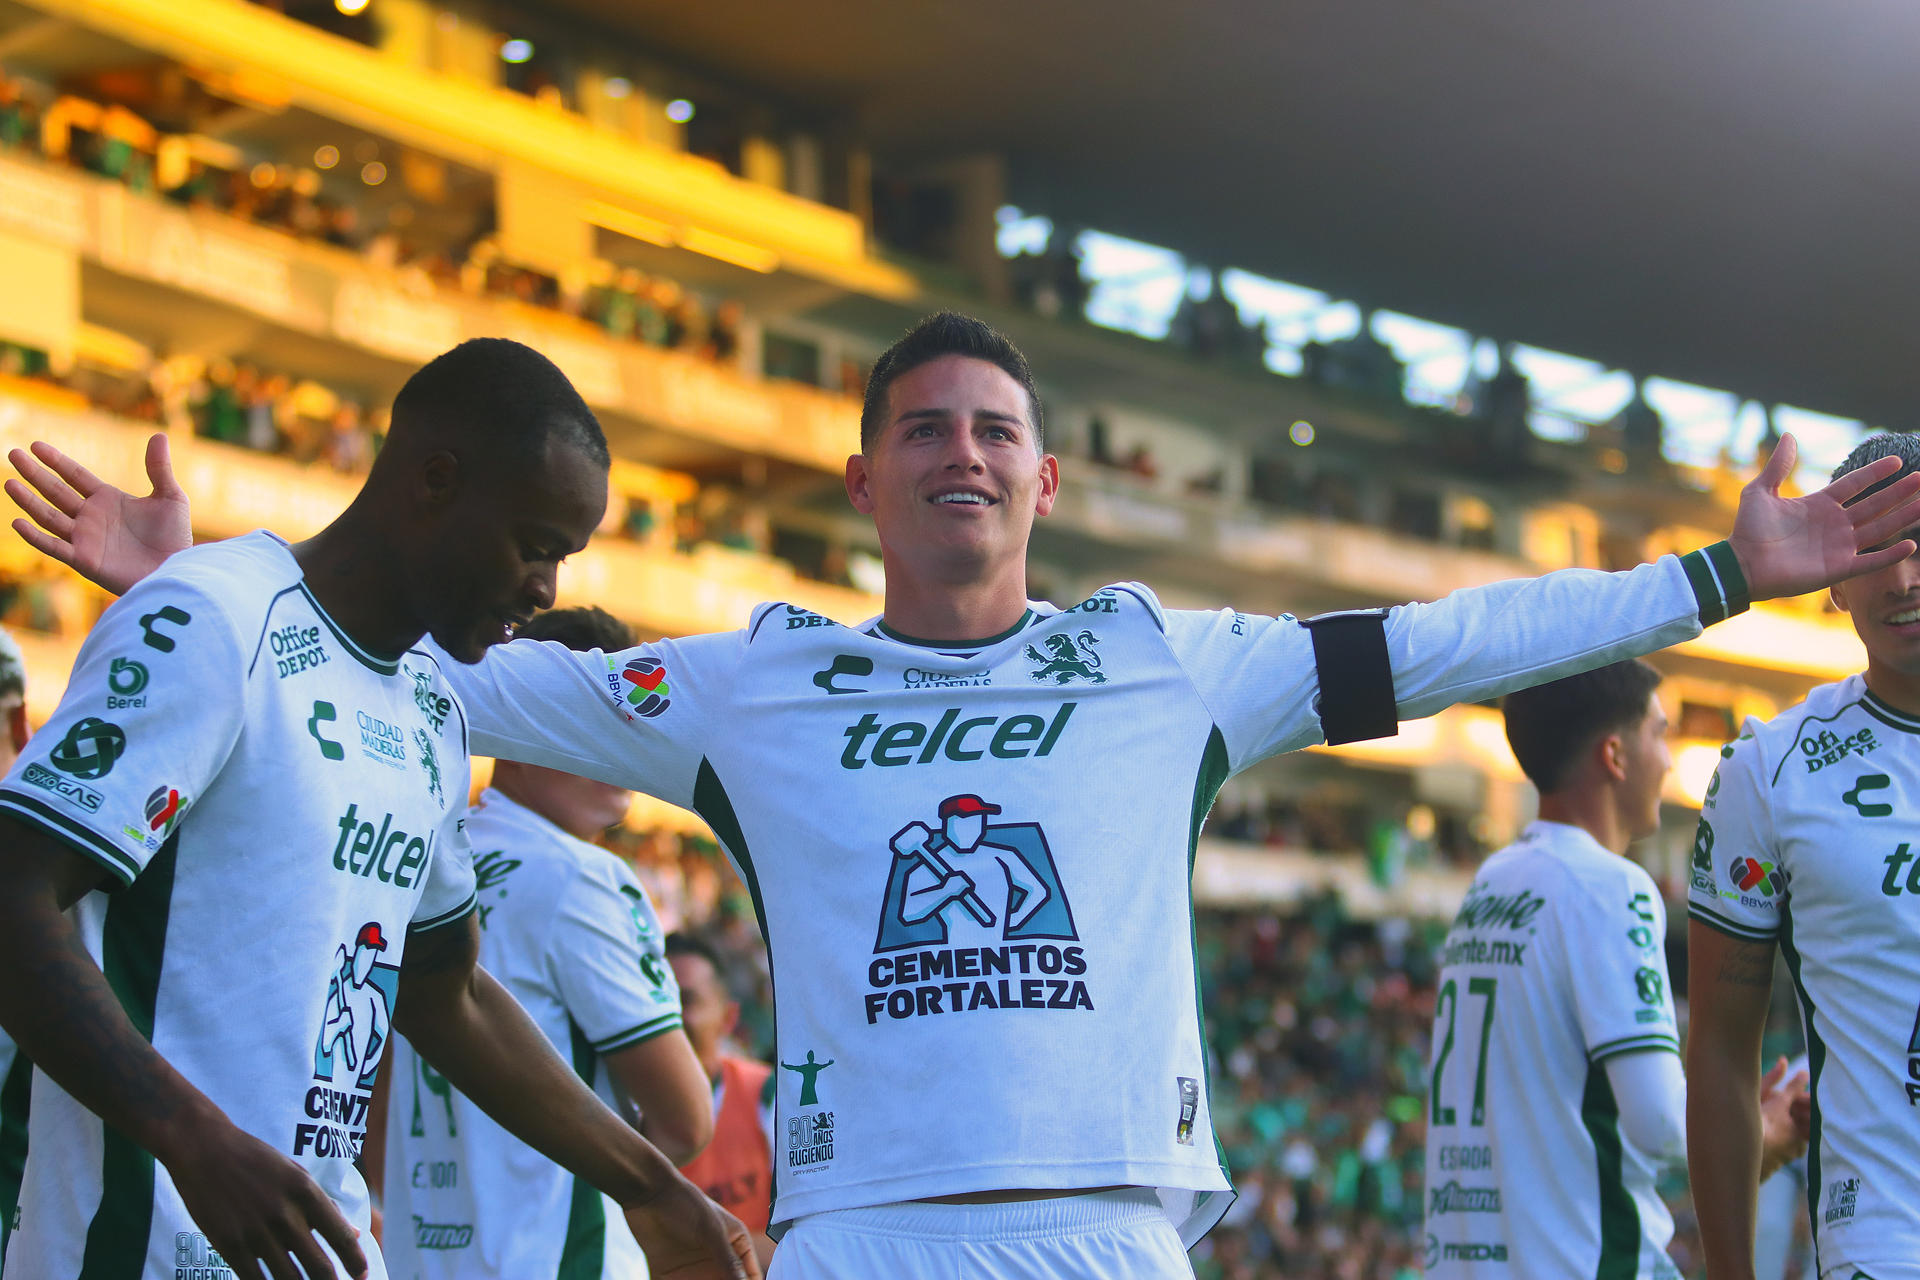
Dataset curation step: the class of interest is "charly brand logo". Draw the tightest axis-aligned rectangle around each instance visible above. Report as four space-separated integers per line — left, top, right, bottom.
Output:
138 604 190 652
106 657 148 708
606 656 671 718
1843 773 1893 818
867 793 1090 1025
50 718 126 780
309 701 345 761
1023 630 1107 685
812 654 873 696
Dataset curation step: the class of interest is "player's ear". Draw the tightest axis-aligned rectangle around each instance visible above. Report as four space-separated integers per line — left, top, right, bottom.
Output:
1829 581 1848 614
1599 731 1629 784
1034 452 1059 517
845 453 876 515
417 449 461 510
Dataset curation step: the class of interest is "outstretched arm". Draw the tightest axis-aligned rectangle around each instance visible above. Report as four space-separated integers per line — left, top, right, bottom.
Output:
394 916 756 1279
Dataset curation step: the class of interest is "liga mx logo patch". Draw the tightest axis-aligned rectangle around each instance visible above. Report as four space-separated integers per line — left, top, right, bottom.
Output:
144 784 184 840
1729 856 1783 897
610 657 671 718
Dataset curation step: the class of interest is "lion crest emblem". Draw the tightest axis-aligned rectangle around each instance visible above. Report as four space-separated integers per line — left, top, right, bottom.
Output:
1024 630 1107 685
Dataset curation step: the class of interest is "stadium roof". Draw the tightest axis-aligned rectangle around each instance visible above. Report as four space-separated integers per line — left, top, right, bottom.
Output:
548 0 1917 430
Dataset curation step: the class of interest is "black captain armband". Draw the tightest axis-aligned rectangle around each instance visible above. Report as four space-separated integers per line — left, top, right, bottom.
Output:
1303 608 1397 746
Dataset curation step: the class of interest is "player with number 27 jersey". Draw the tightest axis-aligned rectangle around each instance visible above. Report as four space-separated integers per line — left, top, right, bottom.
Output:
1425 822 1681 1279
1687 675 1920 1277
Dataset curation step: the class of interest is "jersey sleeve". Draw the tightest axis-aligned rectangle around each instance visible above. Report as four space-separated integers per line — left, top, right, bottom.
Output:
549 855 684 1054
0 576 243 887
1567 863 1681 1063
410 775 477 935
1163 548 1731 772
1685 726 1781 942
434 629 744 809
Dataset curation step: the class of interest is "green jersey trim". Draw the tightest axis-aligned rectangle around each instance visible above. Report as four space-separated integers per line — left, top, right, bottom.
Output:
591 1013 684 1054
1679 543 1749 626
79 834 179 1279
408 893 478 935
295 582 403 676
1687 903 1779 943
1778 900 1827 1270
0 792 141 886
1860 690 1920 736
870 610 1038 650
0 1045 30 1261
1588 1033 1681 1064
690 760 781 1229
1579 1060 1641 1280
557 1019 606 1280
1187 727 1234 1188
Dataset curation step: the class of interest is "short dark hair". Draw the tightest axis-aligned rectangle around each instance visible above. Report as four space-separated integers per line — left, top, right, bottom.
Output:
859 312 1043 453
665 931 726 973
514 605 633 653
1832 431 1920 503
387 338 610 469
1502 659 1663 794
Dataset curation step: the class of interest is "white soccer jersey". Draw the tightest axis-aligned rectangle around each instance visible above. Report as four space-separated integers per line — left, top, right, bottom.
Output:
0 1029 22 1258
1423 821 1682 1280
382 787 681 1280
437 549 1734 1242
0 532 475 1280
1687 674 1920 1277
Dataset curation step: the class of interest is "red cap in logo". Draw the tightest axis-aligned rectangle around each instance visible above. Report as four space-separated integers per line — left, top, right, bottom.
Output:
356 922 388 952
938 794 1001 820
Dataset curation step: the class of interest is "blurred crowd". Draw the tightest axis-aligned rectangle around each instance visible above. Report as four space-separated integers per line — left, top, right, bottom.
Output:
0 69 747 372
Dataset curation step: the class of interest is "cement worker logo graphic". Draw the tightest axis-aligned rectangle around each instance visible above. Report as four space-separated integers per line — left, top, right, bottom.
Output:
874 794 1079 952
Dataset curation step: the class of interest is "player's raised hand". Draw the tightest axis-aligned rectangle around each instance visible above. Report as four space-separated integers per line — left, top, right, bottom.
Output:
624 1175 761 1279
1730 433 1920 601
6 432 191 595
163 1116 368 1280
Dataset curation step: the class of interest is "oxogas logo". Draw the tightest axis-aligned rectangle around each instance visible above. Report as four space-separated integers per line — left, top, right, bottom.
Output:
21 761 103 813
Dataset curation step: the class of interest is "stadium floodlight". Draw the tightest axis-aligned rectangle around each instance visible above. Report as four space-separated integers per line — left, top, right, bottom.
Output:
500 38 534 63
666 98 696 123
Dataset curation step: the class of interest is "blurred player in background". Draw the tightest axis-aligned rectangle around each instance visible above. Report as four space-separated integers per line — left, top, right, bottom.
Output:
669 932 778 1270
1688 432 1920 1280
0 626 29 1266
1425 660 1806 1279
372 605 712 1280
0 340 752 1280
14 313 1920 1279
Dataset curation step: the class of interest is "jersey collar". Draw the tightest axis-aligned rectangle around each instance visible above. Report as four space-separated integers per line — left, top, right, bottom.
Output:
868 609 1039 650
1861 688 1920 735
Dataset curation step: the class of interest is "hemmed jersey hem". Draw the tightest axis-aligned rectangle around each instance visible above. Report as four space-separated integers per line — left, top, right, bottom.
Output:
0 791 139 886
593 1015 684 1053
1589 1035 1681 1064
768 1161 1233 1231
408 894 478 933
1687 904 1777 943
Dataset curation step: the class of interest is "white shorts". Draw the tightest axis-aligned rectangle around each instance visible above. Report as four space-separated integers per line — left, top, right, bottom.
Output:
768 1187 1194 1280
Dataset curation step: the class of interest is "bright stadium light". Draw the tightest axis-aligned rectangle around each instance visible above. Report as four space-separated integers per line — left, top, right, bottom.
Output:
360 160 387 186
500 38 534 63
603 77 632 99
334 0 369 14
313 145 339 170
1289 421 1316 446
665 99 696 123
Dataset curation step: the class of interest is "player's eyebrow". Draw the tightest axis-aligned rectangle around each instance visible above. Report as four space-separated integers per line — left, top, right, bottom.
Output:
894 407 1027 426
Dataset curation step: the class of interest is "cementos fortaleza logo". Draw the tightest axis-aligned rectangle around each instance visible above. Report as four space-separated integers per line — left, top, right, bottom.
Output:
1729 856 1782 897
616 657 671 718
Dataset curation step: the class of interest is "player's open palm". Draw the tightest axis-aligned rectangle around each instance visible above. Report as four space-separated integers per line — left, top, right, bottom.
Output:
6 432 191 595
1731 433 1920 600
165 1119 367 1280
624 1176 761 1279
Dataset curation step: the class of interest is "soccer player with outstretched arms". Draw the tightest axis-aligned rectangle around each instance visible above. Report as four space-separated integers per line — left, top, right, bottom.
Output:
1687 433 1920 1280
0 342 754 1280
15 314 1920 1279
1425 660 1807 1279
